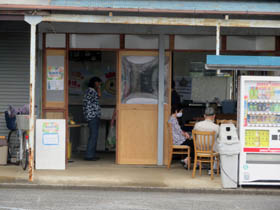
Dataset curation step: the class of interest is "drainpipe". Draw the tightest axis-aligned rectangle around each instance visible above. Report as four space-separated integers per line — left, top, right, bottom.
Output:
157 34 165 165
24 15 42 182
216 23 221 75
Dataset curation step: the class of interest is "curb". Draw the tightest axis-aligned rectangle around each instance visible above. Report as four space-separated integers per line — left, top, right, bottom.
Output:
1 182 280 195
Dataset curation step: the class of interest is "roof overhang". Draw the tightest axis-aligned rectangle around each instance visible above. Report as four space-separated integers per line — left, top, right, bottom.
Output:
206 55 280 71
40 14 280 28
1 1 280 16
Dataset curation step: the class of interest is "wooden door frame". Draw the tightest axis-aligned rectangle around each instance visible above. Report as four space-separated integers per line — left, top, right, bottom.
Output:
42 33 69 165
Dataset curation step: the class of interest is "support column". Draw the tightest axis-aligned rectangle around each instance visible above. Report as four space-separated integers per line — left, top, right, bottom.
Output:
24 15 42 182
157 34 165 165
216 24 221 75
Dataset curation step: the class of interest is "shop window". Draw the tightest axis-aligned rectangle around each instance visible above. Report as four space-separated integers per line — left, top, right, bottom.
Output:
121 55 169 104
174 35 216 50
68 51 117 105
46 34 66 48
227 36 275 51
70 34 120 49
45 50 65 107
125 35 169 49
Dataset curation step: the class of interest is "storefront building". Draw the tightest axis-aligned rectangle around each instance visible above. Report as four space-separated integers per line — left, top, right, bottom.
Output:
1 1 280 175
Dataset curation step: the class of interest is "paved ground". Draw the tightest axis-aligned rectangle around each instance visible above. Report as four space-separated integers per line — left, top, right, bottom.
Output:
0 187 280 210
1 153 280 195
0 153 222 190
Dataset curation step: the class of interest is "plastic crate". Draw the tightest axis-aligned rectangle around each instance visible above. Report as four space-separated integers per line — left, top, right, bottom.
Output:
16 115 36 131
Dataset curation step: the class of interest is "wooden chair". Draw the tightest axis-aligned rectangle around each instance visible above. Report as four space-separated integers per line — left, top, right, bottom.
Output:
167 123 191 170
192 130 220 180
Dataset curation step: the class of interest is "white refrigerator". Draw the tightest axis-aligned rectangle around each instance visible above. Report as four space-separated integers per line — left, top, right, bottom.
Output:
239 76 280 185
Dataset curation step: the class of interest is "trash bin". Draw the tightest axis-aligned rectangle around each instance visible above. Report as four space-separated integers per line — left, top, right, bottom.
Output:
218 124 241 188
0 136 8 165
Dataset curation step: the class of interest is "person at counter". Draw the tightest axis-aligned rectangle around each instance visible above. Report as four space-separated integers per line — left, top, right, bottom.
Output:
83 77 102 161
168 104 193 168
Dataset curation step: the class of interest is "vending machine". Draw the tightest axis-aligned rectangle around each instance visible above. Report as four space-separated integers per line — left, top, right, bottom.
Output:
239 76 280 185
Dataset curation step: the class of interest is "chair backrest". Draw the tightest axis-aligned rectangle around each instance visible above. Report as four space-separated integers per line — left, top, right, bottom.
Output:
192 130 216 153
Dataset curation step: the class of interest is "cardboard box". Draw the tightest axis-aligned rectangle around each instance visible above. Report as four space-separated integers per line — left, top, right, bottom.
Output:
0 137 8 165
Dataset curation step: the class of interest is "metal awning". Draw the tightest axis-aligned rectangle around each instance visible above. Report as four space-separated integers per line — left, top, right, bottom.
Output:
1 1 280 16
205 55 280 71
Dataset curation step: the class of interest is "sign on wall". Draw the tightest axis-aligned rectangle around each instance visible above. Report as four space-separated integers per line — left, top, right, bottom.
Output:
47 65 64 91
36 119 65 170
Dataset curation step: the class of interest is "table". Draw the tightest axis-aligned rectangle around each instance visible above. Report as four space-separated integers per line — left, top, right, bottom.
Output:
68 123 87 128
184 121 196 127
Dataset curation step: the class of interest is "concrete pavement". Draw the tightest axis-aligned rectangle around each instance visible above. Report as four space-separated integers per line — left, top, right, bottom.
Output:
0 153 280 195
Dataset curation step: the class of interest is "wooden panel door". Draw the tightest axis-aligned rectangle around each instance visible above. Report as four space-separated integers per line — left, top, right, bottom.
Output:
116 51 171 164
42 49 68 162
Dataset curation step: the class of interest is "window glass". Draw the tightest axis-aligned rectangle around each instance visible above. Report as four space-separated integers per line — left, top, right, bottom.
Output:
121 55 169 104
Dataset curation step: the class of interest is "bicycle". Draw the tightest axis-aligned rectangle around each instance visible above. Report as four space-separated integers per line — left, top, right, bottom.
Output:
20 130 29 171
5 112 29 170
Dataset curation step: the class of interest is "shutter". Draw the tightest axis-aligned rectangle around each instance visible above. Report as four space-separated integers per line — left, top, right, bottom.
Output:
0 31 30 138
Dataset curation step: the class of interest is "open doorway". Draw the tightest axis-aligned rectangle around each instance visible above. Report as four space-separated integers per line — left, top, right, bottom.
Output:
68 50 117 164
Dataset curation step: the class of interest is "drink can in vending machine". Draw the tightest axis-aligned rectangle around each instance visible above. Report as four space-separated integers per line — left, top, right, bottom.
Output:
277 104 280 112
276 115 280 124
264 103 269 112
254 103 258 111
271 115 276 124
257 103 261 111
249 87 254 99
270 103 275 112
248 102 252 111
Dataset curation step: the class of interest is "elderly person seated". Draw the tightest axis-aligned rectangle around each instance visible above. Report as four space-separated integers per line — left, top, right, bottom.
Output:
193 107 220 173
168 104 194 168
194 106 220 151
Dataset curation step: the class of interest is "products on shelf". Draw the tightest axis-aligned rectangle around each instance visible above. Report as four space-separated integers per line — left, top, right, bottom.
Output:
248 102 280 113
247 114 280 126
246 82 280 127
249 83 280 100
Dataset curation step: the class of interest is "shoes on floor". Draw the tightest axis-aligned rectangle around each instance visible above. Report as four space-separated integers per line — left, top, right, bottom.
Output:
181 159 189 170
84 157 100 161
208 169 217 175
180 159 185 166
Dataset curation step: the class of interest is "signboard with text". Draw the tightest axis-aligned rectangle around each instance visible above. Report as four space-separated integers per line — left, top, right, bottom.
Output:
36 119 65 170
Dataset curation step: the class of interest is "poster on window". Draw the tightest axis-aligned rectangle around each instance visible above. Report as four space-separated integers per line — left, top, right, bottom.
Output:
47 66 64 90
69 66 116 105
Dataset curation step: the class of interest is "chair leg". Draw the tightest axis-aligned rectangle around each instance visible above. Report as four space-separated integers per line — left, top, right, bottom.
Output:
192 155 197 178
199 161 202 176
187 149 191 170
217 156 220 176
167 149 173 169
210 157 214 180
